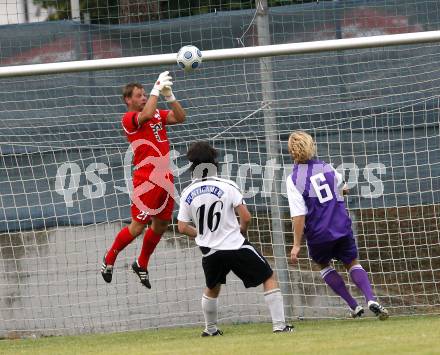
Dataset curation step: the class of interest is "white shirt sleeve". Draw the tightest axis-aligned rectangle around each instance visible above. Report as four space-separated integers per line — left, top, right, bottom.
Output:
286 175 308 217
331 166 345 187
177 194 192 222
231 185 244 208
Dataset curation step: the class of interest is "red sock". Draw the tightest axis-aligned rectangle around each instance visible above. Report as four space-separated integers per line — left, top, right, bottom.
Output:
137 228 162 269
105 226 135 265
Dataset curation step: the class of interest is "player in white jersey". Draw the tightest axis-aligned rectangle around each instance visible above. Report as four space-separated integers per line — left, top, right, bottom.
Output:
177 141 293 336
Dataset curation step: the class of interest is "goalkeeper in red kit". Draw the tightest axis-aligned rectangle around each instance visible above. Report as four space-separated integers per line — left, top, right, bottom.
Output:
101 71 186 288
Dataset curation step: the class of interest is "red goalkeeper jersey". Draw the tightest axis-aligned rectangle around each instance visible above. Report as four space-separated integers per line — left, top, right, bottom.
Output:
122 109 170 178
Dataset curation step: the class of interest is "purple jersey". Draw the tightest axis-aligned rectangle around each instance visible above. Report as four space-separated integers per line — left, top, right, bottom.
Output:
291 159 352 245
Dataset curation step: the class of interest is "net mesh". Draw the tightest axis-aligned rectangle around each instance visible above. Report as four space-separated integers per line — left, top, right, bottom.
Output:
0 0 439 337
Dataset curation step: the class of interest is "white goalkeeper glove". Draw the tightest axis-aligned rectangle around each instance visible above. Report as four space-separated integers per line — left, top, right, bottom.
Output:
150 71 173 97
161 84 176 103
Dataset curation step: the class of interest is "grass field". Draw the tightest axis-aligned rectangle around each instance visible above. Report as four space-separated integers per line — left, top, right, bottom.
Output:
1 316 439 355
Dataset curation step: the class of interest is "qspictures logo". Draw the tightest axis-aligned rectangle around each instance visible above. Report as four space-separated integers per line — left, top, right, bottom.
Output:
55 147 386 210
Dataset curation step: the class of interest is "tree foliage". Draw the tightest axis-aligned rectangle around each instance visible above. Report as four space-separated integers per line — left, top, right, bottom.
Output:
32 0 328 24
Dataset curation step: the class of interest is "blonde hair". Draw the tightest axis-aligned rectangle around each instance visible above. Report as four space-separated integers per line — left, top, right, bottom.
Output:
288 131 316 163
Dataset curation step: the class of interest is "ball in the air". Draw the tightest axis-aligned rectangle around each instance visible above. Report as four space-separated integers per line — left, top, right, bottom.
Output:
176 45 202 71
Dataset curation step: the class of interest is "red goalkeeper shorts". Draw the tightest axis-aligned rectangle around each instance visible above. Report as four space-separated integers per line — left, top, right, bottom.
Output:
130 172 174 224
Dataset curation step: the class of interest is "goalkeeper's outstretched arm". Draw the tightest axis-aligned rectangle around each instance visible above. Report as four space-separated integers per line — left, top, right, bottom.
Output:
161 81 186 124
138 71 174 125
165 101 186 125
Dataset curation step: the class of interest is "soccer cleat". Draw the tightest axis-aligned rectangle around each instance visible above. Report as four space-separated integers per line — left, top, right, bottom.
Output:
201 329 223 337
273 325 294 333
368 300 389 320
131 261 151 289
351 305 365 318
101 254 113 283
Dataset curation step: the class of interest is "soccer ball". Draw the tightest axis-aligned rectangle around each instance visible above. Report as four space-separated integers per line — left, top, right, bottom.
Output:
176 45 202 71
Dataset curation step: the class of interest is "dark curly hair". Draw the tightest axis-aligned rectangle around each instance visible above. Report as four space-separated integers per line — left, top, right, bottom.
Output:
187 141 219 178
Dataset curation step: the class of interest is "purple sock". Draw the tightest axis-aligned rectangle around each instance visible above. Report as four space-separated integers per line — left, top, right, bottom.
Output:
321 267 358 310
349 265 376 302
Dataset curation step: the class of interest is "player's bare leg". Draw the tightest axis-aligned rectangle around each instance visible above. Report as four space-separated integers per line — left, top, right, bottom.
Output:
319 262 362 317
345 259 389 320
262 274 293 333
101 219 145 283
133 217 169 289
201 284 223 336
128 219 147 237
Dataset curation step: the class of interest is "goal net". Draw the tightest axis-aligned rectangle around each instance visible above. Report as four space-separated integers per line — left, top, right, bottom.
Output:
1 1 439 337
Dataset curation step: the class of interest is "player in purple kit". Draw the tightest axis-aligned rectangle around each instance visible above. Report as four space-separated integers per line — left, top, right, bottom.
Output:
286 131 388 320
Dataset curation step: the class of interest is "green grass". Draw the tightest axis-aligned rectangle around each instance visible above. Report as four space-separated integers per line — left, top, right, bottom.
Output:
1 316 439 355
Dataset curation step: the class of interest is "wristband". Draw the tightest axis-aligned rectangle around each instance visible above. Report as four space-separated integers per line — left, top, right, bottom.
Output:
150 88 160 97
164 93 176 103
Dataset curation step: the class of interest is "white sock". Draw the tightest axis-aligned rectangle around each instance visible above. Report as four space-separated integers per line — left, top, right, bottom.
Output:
264 288 286 331
202 294 218 334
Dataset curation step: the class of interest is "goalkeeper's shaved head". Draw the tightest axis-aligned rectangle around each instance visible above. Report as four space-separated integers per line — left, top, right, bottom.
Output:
187 141 219 178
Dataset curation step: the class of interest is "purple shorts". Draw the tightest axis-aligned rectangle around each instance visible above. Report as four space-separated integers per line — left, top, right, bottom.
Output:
308 235 358 265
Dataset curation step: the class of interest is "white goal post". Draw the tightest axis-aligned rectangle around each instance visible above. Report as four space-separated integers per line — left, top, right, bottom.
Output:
1 31 440 77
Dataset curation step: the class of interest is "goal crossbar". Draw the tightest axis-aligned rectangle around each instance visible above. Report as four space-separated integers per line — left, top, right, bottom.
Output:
1 30 440 78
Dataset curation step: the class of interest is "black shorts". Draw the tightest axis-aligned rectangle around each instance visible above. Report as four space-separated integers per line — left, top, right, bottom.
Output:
201 240 273 289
